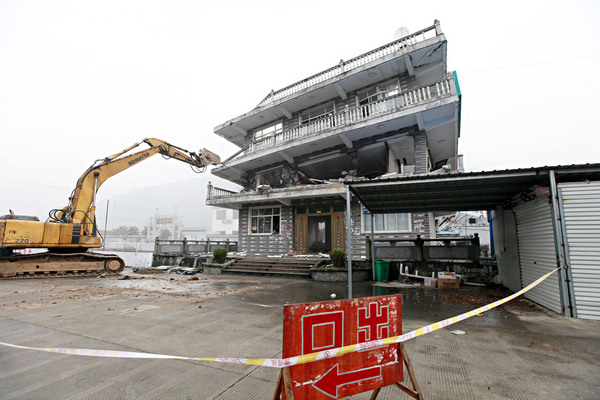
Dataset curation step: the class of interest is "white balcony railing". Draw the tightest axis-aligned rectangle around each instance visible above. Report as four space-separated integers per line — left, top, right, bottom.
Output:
256 21 441 108
243 74 455 156
207 182 237 198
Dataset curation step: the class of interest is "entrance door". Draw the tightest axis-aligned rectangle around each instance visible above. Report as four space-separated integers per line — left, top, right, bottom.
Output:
294 206 345 254
308 215 331 253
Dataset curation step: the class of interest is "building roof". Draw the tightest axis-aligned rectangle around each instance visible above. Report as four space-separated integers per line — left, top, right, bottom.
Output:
347 164 600 213
214 22 446 148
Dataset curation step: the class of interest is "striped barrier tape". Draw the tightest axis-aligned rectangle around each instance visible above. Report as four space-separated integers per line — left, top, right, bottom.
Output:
1 267 560 368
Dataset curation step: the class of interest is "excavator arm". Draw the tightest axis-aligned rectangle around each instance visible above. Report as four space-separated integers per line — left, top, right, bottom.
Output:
51 138 220 235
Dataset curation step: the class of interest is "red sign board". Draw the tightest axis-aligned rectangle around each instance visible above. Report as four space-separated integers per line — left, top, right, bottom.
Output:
282 295 402 399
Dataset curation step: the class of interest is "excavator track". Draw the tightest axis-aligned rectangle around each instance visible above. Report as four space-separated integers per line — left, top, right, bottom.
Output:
0 251 125 279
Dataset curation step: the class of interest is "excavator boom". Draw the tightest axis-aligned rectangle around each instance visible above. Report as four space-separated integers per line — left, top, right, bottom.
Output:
55 138 220 228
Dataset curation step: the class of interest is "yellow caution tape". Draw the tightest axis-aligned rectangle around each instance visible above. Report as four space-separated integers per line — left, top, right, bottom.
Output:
0 267 560 368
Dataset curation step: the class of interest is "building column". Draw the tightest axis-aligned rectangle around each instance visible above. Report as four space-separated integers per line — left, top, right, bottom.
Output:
413 132 428 175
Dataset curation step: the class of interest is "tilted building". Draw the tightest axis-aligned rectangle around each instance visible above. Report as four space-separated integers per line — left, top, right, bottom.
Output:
207 20 462 257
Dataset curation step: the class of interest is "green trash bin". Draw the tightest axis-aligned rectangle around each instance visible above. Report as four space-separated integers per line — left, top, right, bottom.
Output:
375 259 390 281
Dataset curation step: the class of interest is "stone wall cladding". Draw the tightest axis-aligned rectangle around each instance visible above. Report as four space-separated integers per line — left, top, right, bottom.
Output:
414 131 429 174
238 203 293 256
235 197 430 257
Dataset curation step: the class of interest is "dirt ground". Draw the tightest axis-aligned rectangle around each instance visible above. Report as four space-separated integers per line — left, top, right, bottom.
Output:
2 270 265 312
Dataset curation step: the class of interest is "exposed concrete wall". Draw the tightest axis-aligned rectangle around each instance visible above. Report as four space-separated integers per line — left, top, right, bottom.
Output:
492 206 521 291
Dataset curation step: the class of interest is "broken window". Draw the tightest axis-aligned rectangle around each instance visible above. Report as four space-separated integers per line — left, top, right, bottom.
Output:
249 207 280 235
357 79 400 106
362 210 411 233
253 121 283 142
300 102 335 125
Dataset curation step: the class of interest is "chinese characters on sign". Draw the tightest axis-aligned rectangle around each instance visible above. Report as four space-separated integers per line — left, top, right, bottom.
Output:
282 295 402 399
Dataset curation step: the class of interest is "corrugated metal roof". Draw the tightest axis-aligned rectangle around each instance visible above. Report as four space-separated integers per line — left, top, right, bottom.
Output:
347 164 600 213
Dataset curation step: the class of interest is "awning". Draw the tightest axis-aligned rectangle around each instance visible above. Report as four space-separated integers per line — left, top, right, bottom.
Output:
347 164 600 213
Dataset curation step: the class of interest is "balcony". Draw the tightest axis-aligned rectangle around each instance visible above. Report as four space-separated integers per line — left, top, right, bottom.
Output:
248 77 455 155
213 73 460 185
206 180 346 208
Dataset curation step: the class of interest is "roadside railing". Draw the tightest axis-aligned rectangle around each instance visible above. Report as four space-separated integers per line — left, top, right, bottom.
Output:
154 238 238 256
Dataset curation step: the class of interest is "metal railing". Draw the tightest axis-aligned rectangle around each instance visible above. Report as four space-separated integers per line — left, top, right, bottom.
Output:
369 234 481 262
245 74 455 155
256 21 441 108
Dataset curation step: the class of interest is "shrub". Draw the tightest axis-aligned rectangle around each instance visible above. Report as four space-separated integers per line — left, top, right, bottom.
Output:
329 249 346 268
213 248 228 264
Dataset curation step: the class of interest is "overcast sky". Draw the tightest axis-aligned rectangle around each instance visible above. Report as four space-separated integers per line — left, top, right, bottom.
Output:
1 0 599 222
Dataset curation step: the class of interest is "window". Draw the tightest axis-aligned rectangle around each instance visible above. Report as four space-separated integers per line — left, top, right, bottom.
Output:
357 79 400 105
216 210 227 221
362 210 411 233
300 102 335 125
253 121 283 141
250 207 280 235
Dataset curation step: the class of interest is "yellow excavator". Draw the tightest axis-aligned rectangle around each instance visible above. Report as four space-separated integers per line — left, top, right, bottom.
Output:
0 138 220 278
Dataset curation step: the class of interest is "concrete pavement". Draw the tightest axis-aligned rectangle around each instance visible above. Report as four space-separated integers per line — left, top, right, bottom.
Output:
1 270 599 399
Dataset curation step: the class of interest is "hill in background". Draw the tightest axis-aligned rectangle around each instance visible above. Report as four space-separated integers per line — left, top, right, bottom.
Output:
95 175 240 232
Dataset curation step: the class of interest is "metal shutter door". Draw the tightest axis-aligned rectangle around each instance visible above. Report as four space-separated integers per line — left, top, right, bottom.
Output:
515 197 562 314
560 181 600 320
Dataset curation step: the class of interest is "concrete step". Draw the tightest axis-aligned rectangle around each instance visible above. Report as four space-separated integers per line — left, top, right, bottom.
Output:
240 258 321 266
229 265 312 274
223 268 311 278
222 257 322 279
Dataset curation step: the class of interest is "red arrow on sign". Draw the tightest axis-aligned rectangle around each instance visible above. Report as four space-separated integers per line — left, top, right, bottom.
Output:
313 364 382 398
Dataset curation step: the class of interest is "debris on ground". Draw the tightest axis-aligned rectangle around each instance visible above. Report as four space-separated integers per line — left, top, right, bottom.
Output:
134 268 165 274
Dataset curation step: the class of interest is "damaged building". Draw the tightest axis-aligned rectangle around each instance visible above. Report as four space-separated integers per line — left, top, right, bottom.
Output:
206 20 461 257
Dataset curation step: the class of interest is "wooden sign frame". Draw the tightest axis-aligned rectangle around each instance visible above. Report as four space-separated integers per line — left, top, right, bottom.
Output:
273 343 423 400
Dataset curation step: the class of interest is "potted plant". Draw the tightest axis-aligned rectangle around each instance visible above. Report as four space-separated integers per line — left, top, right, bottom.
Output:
213 248 228 264
328 249 346 268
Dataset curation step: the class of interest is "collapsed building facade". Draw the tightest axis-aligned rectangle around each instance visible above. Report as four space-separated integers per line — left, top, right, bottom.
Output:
207 20 461 257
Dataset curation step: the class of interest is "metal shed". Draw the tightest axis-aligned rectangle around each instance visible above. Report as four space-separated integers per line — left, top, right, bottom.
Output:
347 164 600 319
